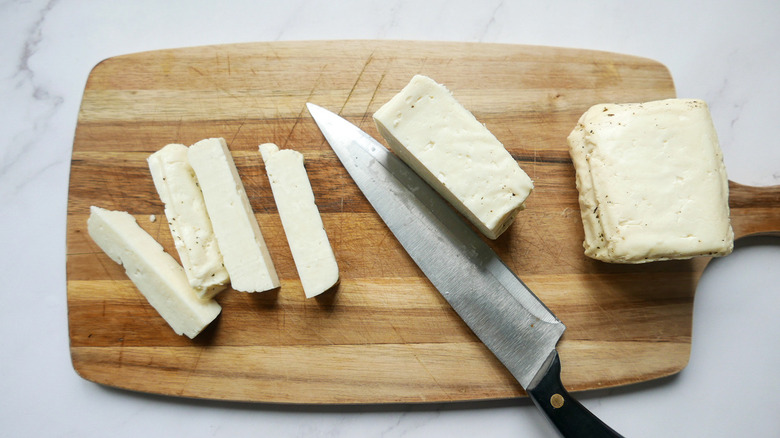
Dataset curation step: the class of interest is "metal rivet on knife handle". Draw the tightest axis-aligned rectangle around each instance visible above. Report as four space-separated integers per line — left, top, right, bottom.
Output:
550 393 565 409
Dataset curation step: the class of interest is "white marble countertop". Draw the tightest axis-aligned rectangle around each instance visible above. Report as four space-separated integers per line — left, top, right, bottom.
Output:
2 1 778 437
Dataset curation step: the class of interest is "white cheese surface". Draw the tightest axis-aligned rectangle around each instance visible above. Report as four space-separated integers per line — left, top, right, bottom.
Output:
86 206 221 339
568 98 734 263
373 74 533 239
148 143 229 299
260 143 339 298
187 138 280 292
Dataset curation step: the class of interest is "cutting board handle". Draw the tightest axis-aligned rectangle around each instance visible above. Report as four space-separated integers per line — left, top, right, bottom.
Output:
728 181 780 239
527 350 624 438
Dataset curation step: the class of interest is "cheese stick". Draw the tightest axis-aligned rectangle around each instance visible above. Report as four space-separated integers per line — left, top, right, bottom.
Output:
148 143 229 299
188 138 280 292
260 143 339 298
87 206 221 339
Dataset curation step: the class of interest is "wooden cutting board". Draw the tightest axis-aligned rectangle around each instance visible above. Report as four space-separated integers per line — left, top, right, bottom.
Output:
66 40 780 403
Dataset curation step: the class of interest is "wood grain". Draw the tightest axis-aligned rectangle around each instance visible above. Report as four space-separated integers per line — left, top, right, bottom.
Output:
66 41 780 403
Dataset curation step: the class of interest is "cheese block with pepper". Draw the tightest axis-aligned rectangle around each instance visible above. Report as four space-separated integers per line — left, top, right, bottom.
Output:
567 98 734 263
373 75 533 239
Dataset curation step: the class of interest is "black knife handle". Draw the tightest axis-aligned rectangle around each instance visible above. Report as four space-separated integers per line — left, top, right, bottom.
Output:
526 350 624 438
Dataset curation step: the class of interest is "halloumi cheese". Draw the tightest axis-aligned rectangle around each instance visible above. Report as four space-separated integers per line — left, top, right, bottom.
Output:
187 138 280 292
87 206 221 339
373 75 533 239
148 143 229 299
567 98 734 263
260 143 339 298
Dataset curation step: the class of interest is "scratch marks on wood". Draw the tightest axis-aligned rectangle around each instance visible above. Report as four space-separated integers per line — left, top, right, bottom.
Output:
230 118 246 145
188 66 205 76
180 347 206 396
340 51 375 114
282 64 330 149
360 72 386 128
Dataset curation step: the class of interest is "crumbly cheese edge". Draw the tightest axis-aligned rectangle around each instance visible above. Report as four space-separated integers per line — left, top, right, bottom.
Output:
147 143 229 299
567 123 609 261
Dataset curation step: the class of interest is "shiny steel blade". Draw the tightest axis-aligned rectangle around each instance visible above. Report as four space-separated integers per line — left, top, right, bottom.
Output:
307 103 565 389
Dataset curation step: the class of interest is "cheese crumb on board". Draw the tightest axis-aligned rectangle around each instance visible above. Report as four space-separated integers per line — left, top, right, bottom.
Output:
567 98 734 263
373 74 533 240
87 206 221 339
148 143 229 299
188 138 280 292
260 143 339 298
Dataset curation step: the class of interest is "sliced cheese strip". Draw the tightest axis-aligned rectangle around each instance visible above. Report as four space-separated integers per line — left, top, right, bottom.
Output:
148 143 229 299
567 98 734 263
373 74 533 239
188 138 280 292
260 143 339 298
87 206 221 339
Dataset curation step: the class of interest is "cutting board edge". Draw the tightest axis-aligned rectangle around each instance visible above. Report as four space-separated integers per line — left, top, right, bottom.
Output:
86 39 674 71
67 346 691 405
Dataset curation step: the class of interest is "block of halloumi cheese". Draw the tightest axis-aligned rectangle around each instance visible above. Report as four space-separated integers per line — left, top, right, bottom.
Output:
188 138 280 292
260 143 339 298
148 143 229 299
87 206 221 339
373 75 533 239
567 98 734 263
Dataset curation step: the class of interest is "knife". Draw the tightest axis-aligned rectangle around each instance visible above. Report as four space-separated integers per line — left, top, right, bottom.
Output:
306 103 623 437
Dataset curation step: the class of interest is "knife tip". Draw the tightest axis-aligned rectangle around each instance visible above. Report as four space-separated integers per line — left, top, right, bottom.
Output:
306 102 333 125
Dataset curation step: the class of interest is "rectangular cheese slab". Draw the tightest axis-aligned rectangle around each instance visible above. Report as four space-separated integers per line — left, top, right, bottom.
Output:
86 206 221 339
567 98 734 263
187 138 280 292
260 143 339 298
148 143 229 299
373 75 533 239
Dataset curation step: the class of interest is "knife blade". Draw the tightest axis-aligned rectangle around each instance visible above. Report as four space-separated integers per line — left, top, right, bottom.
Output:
307 103 623 438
